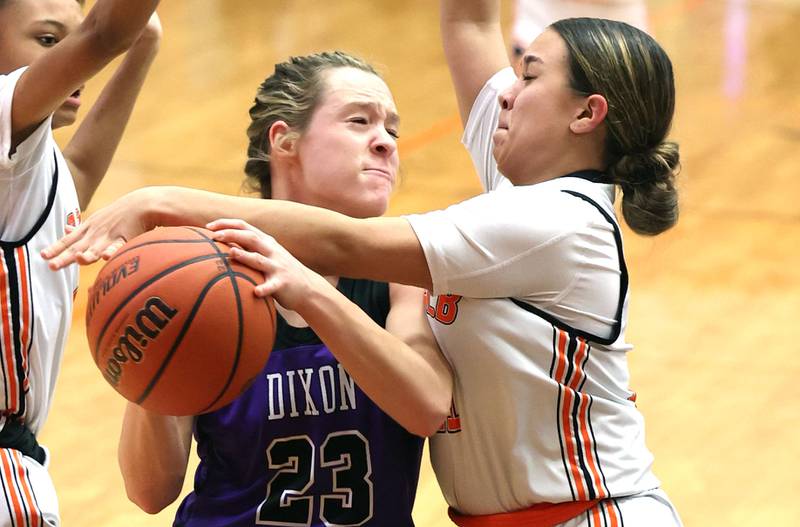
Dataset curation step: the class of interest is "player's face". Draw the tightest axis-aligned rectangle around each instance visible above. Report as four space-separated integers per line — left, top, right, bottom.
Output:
292 67 400 219
492 29 586 184
0 0 84 129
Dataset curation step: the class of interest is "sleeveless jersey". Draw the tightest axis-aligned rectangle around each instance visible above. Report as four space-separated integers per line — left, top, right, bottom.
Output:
0 67 81 437
404 68 660 515
174 278 424 527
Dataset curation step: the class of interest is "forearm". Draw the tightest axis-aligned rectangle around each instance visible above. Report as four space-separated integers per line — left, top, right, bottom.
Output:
146 186 432 289
118 403 192 514
440 0 507 124
85 0 162 55
297 283 451 437
441 0 499 26
66 31 160 209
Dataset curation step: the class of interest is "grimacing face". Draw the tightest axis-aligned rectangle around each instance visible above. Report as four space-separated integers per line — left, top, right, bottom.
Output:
0 0 84 128
289 67 400 219
493 29 589 184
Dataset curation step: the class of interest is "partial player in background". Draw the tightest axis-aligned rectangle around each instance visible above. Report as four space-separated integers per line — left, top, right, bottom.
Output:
510 0 647 70
0 0 160 524
115 52 451 527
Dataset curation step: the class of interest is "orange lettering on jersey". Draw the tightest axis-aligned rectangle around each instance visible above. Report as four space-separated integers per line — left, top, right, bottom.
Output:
66 208 81 228
423 291 462 325
437 399 462 434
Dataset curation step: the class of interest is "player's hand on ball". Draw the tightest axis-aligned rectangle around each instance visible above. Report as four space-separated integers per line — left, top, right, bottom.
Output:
208 218 327 312
42 188 154 269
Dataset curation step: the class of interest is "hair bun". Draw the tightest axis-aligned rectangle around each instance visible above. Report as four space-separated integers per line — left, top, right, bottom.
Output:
609 141 680 236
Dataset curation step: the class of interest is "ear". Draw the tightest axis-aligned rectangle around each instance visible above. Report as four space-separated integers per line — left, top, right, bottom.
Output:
569 94 608 135
268 120 297 159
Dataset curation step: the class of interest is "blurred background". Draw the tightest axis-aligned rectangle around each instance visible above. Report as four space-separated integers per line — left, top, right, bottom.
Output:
46 0 800 525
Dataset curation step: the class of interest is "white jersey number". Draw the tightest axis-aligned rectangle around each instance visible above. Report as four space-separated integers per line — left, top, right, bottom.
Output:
255 431 374 526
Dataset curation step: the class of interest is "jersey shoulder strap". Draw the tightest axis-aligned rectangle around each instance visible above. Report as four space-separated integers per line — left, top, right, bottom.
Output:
510 189 629 345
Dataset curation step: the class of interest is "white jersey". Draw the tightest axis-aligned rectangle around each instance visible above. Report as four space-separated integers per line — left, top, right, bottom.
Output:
0 68 80 437
405 68 660 515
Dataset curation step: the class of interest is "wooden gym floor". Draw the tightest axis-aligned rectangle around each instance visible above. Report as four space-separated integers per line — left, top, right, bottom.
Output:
45 0 800 525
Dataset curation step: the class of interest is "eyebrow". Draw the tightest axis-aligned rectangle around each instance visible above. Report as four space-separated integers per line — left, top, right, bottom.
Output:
523 54 544 67
36 19 69 32
344 101 400 126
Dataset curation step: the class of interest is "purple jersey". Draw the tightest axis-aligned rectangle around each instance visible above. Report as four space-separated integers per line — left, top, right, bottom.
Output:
174 279 423 527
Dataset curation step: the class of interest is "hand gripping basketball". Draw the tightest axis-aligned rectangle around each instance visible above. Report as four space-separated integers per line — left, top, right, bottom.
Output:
85 226 277 415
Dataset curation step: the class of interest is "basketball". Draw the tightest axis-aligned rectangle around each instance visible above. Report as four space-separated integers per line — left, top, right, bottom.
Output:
85 226 276 416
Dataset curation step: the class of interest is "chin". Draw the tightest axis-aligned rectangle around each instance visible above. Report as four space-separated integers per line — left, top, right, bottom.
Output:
52 109 78 130
351 198 390 219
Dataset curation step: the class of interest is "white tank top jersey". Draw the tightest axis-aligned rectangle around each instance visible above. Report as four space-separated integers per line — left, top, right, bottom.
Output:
405 68 661 515
0 68 80 437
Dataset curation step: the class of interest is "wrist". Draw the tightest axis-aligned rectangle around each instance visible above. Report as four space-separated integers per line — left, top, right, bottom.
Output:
138 186 171 230
291 275 338 322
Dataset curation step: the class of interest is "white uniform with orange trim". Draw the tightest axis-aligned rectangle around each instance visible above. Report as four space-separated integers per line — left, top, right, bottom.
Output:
405 68 682 526
0 67 80 527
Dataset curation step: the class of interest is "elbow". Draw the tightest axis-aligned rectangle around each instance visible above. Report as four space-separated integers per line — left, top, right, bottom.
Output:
80 16 139 61
125 478 183 514
91 27 138 59
409 397 453 438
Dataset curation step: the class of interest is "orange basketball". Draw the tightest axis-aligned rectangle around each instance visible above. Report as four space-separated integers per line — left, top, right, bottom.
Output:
85 226 276 416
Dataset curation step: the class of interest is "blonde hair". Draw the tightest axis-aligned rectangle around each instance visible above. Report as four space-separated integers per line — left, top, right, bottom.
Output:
244 51 379 198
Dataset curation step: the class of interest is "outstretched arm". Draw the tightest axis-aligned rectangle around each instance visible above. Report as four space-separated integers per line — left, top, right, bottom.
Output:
43 186 433 290
118 405 193 514
440 0 509 125
212 221 452 437
11 0 161 147
65 13 162 209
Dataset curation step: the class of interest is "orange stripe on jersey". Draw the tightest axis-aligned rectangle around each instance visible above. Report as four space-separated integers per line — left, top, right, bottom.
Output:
576 393 605 500
10 450 41 527
605 499 620 527
0 255 19 411
557 333 606 502
590 501 603 526
0 449 26 526
553 330 568 382
560 387 588 500
15 248 30 394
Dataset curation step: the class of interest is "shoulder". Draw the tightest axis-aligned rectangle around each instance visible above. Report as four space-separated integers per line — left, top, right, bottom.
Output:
0 67 54 171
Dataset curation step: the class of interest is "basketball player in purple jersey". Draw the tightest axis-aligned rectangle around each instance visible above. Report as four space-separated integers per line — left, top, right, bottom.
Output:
114 52 451 527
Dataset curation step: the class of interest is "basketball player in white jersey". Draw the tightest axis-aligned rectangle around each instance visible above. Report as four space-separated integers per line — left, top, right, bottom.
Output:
0 1 161 524
45 2 684 525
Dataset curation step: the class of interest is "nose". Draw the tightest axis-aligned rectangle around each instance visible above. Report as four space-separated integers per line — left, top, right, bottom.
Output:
371 128 397 157
498 84 517 111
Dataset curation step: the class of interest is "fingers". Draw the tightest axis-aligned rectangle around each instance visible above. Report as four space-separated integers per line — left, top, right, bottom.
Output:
211 223 276 257
43 231 127 270
207 218 256 233
101 238 128 260
228 247 278 297
41 223 85 260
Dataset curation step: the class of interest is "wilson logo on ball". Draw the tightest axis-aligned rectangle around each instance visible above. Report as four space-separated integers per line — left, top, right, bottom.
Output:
103 296 178 387
86 255 141 324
